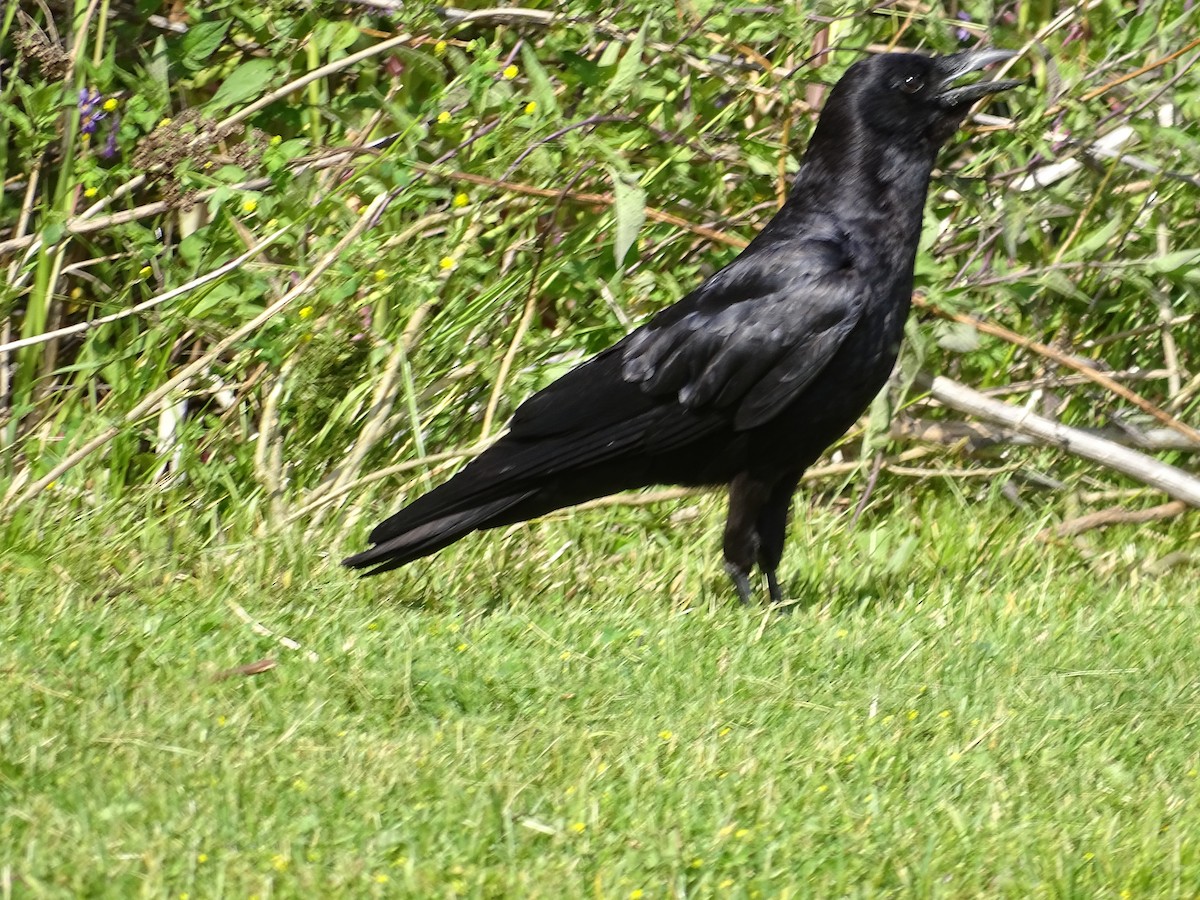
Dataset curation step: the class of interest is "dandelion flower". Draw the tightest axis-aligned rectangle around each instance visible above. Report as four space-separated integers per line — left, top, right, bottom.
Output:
452 192 470 208
241 198 258 214
84 186 98 198
439 256 457 271
197 853 208 863
503 64 519 79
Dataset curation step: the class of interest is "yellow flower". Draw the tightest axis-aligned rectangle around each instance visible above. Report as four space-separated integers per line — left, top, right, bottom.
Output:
939 710 951 719
138 265 152 278
907 710 919 720
524 101 538 115
241 198 258 214
374 268 389 281
835 628 848 638
570 821 586 833
271 854 288 871
735 828 750 839
816 784 828 793
439 256 457 271
292 778 308 792
298 306 314 319
452 192 469 208
559 650 571 661
456 642 468 652
102 97 118 112
690 857 703 868
374 873 389 883
270 135 282 146
158 117 172 128
630 891 644 900
84 186 98 198
197 853 208 863
437 110 452 124
719 880 734 891
217 715 227 726
658 730 673 741
502 64 519 79
718 726 732 737
434 40 447 55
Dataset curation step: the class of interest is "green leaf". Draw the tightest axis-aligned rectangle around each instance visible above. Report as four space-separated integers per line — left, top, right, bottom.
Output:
608 166 646 268
1147 248 1200 275
605 18 649 99
520 44 559 114
936 321 981 353
182 21 231 70
207 59 277 112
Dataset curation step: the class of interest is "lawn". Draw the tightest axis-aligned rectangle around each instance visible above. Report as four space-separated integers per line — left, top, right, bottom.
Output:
4 1 1200 896
4 489 1197 897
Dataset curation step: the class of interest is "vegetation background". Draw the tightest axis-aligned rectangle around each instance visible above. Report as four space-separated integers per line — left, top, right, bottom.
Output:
2 0 1199 896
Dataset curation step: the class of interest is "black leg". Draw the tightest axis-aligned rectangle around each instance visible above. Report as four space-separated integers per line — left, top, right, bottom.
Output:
754 470 803 605
725 562 755 605
722 473 772 604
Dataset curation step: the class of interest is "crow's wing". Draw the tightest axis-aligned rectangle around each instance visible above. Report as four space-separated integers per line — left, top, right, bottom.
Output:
512 235 868 445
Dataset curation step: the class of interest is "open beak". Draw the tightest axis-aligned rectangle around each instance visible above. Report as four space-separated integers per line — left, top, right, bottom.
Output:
935 48 1023 107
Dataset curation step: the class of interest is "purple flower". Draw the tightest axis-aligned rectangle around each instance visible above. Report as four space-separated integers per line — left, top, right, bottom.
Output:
99 114 121 158
78 87 104 134
955 11 973 42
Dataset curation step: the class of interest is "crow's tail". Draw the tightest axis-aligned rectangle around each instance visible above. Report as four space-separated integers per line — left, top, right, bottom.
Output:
341 488 538 576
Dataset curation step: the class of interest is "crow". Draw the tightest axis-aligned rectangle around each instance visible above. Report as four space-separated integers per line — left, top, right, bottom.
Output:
344 48 1021 603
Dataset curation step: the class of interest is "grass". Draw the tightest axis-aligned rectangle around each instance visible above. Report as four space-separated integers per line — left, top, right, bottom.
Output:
4 488 1198 897
5 3 1200 896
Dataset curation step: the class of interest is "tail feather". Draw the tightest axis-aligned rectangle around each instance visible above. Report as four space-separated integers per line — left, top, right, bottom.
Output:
342 491 536 575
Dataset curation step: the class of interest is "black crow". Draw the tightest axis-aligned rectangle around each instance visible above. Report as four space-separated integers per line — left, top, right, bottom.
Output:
344 48 1021 602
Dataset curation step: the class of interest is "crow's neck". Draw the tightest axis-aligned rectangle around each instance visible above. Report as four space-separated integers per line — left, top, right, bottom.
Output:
789 127 938 237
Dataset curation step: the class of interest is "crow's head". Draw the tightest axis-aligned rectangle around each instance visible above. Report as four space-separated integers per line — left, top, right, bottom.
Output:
833 48 1022 146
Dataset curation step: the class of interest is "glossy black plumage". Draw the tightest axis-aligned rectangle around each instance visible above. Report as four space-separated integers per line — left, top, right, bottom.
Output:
344 48 1021 602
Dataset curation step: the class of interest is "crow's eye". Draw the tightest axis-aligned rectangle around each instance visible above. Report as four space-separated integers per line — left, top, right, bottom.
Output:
900 74 924 94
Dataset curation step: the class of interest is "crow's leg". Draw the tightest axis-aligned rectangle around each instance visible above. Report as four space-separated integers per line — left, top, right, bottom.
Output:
754 470 803 605
723 473 773 604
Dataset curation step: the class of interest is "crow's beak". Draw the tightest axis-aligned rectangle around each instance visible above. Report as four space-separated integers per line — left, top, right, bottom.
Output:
936 49 1022 107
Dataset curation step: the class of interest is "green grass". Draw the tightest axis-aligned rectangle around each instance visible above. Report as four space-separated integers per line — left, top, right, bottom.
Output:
4 490 1198 897
5 2 1200 896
